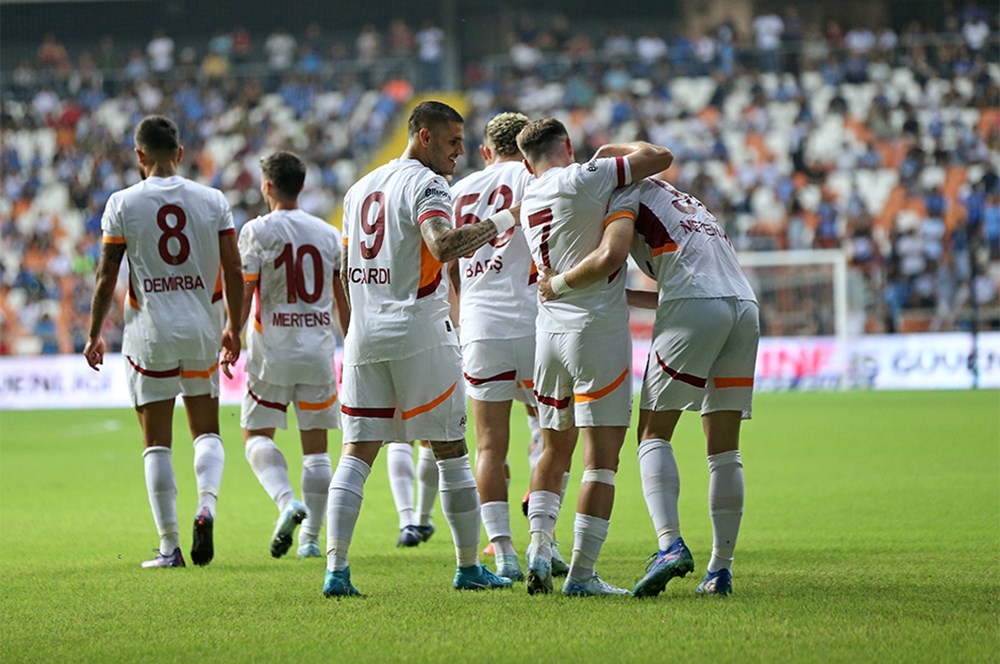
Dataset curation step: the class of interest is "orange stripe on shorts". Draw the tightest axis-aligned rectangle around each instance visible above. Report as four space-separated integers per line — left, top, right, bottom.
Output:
574 368 629 403
298 392 339 411
713 377 753 388
180 362 219 379
401 381 457 420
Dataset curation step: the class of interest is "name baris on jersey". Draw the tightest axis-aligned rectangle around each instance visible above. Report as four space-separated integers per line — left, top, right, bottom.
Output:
464 256 503 277
271 311 331 328
142 274 205 293
348 267 391 284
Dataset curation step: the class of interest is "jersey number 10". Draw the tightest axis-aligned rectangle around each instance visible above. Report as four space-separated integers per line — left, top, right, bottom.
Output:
275 243 323 304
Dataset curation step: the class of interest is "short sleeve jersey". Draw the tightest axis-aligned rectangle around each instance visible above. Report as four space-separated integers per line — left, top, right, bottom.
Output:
451 160 536 342
101 175 234 363
620 178 757 303
341 158 454 364
239 208 341 386
519 156 633 334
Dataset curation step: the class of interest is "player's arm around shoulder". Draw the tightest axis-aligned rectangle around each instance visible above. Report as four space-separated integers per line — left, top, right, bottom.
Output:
594 141 673 182
333 233 350 337
419 203 521 264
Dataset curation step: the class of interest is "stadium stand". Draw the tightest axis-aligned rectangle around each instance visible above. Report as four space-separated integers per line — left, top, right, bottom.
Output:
1 10 998 354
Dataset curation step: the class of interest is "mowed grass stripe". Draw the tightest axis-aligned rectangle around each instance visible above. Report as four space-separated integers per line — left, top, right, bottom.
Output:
1 391 997 662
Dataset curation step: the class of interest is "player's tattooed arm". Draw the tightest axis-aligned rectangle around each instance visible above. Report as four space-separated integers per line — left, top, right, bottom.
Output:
594 141 673 181
84 242 125 370
421 203 521 263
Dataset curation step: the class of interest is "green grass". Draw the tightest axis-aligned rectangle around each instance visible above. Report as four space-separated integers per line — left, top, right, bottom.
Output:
1 391 998 662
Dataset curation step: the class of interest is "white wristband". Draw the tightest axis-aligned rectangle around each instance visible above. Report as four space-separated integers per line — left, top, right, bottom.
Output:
489 209 516 236
551 274 573 295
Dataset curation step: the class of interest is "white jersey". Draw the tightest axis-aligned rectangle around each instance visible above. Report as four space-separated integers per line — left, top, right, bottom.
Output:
341 158 455 364
239 208 341 386
520 156 633 334
101 175 233 363
451 160 536 343
617 178 757 302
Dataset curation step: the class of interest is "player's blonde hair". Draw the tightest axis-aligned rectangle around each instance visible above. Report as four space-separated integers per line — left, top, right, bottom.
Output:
485 112 530 157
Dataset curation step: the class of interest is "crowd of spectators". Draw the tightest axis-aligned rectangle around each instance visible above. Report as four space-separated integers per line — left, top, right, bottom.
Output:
1 8 998 354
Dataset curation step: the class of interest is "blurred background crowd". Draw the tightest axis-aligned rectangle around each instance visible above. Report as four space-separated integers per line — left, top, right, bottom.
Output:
1 0 998 354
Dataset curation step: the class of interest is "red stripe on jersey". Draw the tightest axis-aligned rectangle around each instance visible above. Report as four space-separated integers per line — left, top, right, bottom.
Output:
254 282 261 327
248 388 288 412
418 210 450 225
126 356 180 378
341 405 396 418
528 266 538 285
219 228 236 236
714 377 754 388
615 156 626 188
212 270 223 303
464 370 517 386
533 390 571 409
126 258 140 310
636 203 676 254
655 352 707 388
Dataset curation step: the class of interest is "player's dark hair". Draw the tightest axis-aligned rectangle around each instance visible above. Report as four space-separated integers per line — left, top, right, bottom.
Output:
134 115 180 155
259 151 306 199
408 101 464 137
486 112 530 157
516 117 568 163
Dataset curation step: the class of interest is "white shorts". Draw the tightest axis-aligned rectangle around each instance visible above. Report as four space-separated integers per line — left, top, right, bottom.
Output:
241 375 341 431
125 356 219 408
340 344 467 443
534 326 632 431
640 298 759 419
461 336 536 405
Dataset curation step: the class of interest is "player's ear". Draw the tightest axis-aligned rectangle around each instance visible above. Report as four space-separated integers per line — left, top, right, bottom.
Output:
176 145 184 164
135 147 146 166
565 137 574 160
480 144 492 163
522 158 534 175
419 127 432 147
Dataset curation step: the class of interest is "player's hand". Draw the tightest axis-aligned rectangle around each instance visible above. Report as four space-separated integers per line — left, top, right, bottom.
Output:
537 266 559 302
83 337 107 370
221 326 241 369
221 358 234 379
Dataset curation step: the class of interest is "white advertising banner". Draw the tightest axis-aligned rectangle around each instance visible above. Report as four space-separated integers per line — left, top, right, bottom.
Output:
1 333 997 410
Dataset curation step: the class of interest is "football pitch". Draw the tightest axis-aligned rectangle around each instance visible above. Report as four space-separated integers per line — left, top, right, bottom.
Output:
1 390 997 662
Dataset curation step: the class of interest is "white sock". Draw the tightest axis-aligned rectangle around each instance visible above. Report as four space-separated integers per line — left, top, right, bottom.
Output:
193 433 224 517
526 414 542 472
300 452 332 544
326 455 370 571
568 513 609 582
527 490 560 560
244 435 295 512
416 445 438 527
385 442 416 529
143 446 179 555
437 455 480 568
638 438 681 551
707 450 744 573
482 501 516 556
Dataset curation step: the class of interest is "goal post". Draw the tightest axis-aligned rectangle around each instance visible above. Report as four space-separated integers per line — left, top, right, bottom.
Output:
735 249 851 343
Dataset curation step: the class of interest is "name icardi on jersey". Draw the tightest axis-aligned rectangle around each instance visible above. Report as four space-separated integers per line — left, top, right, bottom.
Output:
348 267 391 284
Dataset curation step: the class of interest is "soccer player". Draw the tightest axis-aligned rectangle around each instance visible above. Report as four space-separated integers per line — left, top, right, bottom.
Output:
448 111 570 580
385 440 439 547
223 151 349 559
84 115 243 568
323 100 520 596
539 175 759 598
516 118 672 596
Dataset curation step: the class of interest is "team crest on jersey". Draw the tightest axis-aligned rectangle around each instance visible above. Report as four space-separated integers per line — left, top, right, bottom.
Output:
586 160 599 172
